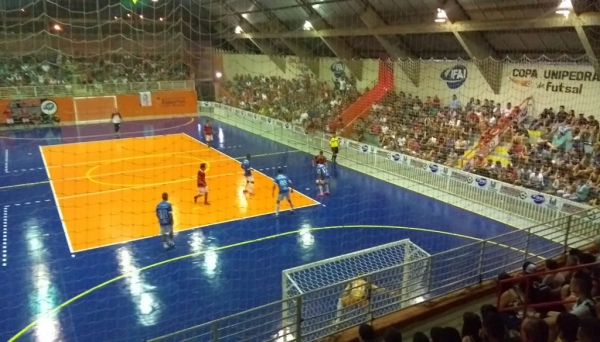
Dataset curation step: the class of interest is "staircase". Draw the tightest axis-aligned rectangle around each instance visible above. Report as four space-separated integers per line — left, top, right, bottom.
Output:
340 60 394 136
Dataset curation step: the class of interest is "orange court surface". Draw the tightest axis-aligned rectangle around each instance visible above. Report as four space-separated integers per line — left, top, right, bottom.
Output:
40 133 319 252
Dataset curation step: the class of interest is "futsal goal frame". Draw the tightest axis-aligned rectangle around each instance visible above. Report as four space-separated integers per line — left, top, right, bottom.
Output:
282 238 432 341
73 95 119 125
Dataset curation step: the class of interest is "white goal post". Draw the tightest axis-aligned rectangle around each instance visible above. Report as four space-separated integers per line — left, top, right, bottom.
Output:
73 95 118 124
282 238 431 341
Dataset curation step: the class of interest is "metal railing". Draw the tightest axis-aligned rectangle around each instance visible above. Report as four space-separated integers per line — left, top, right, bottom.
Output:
149 209 598 342
0 80 194 99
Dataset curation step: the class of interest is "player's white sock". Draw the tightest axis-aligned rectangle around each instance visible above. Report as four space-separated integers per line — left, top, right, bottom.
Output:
276 203 280 215
318 185 323 195
324 184 330 193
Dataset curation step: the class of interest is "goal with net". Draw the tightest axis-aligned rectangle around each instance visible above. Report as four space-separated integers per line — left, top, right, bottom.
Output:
282 238 431 341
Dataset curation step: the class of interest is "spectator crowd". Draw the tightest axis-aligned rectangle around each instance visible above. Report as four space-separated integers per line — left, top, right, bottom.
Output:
344 240 600 342
0 52 190 87
222 73 600 206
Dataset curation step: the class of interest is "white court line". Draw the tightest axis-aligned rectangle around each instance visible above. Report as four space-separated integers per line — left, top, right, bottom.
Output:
1 116 196 141
58 171 246 200
71 201 318 254
2 205 7 266
46 150 298 184
179 133 322 206
39 145 73 253
3 149 8 174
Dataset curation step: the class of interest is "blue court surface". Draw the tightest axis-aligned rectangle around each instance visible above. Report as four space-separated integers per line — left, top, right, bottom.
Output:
0 116 557 341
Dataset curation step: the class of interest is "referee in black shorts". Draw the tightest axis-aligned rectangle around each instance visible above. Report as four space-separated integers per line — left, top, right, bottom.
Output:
330 133 339 163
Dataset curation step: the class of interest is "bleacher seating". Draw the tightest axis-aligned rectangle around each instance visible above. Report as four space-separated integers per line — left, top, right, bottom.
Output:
223 74 600 207
0 53 190 87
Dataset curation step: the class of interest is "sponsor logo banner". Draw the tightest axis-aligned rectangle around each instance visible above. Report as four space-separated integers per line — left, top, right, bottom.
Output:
450 171 470 183
410 158 427 170
161 96 186 107
499 185 521 198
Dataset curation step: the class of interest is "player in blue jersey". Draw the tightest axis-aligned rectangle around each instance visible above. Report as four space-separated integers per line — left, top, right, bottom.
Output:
272 169 295 216
316 162 330 197
242 154 254 194
156 192 174 250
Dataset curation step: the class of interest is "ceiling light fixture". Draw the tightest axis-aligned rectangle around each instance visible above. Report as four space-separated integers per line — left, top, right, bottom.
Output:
556 0 572 18
303 21 313 30
234 26 243 34
435 9 447 23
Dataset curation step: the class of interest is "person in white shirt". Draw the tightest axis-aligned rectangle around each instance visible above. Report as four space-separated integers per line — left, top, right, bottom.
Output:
529 168 545 189
397 136 406 148
111 109 122 135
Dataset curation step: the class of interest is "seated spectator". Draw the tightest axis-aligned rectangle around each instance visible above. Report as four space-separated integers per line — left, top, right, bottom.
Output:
429 327 443 342
555 312 579 342
412 332 429 342
359 323 378 342
461 312 482 342
440 327 461 342
543 259 566 291
578 317 600 342
383 328 402 342
520 317 549 342
481 313 506 342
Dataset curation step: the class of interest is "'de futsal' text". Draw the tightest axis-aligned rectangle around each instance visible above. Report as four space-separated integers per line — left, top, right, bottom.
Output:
512 68 600 95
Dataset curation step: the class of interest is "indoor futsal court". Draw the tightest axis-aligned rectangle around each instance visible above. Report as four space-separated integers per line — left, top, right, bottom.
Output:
0 116 560 341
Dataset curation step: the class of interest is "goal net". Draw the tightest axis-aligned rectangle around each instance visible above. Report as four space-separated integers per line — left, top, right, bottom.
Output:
282 239 431 341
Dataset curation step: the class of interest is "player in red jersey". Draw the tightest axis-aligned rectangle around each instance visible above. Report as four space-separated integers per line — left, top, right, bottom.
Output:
194 163 210 205
204 120 213 148
313 150 327 166
4 107 13 125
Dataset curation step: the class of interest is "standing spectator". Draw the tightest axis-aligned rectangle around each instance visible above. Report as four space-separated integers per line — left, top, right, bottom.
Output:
358 323 377 342
520 317 549 342
461 312 482 342
577 317 600 342
449 95 461 111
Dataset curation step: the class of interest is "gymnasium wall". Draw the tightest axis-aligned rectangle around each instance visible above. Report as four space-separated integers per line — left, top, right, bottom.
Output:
0 90 198 123
221 53 600 116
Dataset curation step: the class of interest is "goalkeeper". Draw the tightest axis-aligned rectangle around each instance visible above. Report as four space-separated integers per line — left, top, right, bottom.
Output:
340 277 396 308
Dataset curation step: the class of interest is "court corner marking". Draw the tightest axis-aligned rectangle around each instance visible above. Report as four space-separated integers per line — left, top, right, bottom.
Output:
8 224 543 341
38 145 73 254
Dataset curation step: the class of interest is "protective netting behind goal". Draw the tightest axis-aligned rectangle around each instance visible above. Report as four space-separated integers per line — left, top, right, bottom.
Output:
282 239 431 341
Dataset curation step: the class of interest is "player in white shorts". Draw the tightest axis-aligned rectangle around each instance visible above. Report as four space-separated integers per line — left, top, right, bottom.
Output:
204 120 214 148
241 154 254 194
194 163 210 205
